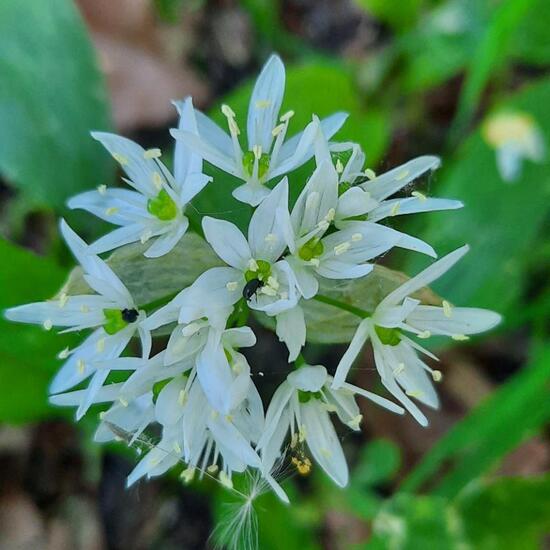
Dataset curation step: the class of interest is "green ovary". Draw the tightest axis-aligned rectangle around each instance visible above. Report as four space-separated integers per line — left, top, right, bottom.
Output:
298 238 324 261
147 189 178 221
242 150 270 180
375 325 401 346
103 309 129 335
298 390 323 403
245 259 271 282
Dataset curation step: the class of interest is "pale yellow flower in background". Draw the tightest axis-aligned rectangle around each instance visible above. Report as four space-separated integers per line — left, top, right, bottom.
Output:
482 111 546 182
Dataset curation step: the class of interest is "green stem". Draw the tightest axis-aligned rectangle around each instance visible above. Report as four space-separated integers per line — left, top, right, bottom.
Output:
313 294 371 319
139 292 179 313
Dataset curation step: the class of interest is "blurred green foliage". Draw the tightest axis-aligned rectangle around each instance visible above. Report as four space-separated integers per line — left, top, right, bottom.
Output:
0 0 549 547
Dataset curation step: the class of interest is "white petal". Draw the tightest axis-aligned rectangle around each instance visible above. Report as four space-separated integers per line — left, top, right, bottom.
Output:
276 306 306 362
278 112 348 165
288 365 327 392
195 108 234 156
331 319 370 389
287 258 319 299
496 143 523 182
338 381 405 415
232 182 270 206
316 260 373 280
92 132 161 196
89 223 149 255
50 382 124 407
368 197 463 222
379 245 469 309
291 159 339 237
155 376 187 425
406 306 501 336
202 216 251 270
336 187 378 220
144 219 189 258
362 156 441 201
222 326 257 349
248 178 292 261
302 401 348 487
247 54 285 151
256 381 294 450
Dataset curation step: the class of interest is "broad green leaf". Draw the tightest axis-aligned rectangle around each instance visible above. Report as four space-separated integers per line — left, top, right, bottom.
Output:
258 265 440 344
190 61 390 231
404 77 550 317
449 0 535 141
0 0 113 208
353 439 401 487
511 0 550 65
457 475 550 550
401 345 550 497
367 494 465 549
355 0 424 31
0 239 77 422
59 232 222 306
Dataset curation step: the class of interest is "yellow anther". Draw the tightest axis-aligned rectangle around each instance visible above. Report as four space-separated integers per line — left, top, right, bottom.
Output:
80 304 90 313
326 208 336 222
390 202 401 216
112 153 129 166
58 293 69 308
140 230 153 244
364 168 376 179
393 363 406 376
226 281 238 292
180 467 195 483
334 241 351 256
252 145 262 159
417 330 431 339
219 471 233 489
309 258 320 267
412 191 427 201
320 447 332 458
143 148 161 160
432 370 443 382
298 424 306 443
351 232 363 242
291 456 312 475
119 397 129 407
148 455 161 466
347 414 363 430
272 123 285 136
406 389 423 398
452 334 470 341
395 169 410 181
228 117 240 136
335 159 344 174
77 359 86 374
442 300 453 318
280 110 295 122
58 347 70 359
105 207 119 216
210 410 219 420
247 258 259 272
152 172 163 190
260 285 277 297
264 232 278 244
173 442 182 454
43 319 53 331
267 276 279 290
221 104 235 118
96 338 105 353
290 432 299 449
99 411 106 420
97 184 107 195
207 464 219 474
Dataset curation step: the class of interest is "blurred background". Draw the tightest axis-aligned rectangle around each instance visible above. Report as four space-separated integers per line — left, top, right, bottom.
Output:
0 0 549 548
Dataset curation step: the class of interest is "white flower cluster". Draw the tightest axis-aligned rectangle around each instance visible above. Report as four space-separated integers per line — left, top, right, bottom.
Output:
5 55 501 501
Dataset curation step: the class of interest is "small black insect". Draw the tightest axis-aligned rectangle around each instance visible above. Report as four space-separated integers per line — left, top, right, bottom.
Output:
121 308 139 323
243 278 264 301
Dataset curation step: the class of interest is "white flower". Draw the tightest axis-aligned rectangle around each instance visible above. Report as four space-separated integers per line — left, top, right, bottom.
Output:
201 178 299 316
324 141 463 226
482 111 546 182
68 98 211 258
332 246 501 425
257 364 404 487
171 54 348 206
5 221 151 419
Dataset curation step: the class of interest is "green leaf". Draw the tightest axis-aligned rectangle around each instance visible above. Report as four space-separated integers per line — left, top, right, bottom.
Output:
191 61 390 232
449 0 535 141
0 239 77 422
511 0 550 65
59 232 222 306
0 0 113 208
353 439 401 487
401 345 550 498
457 475 550 550
403 77 550 317
259 265 440 344
355 0 424 31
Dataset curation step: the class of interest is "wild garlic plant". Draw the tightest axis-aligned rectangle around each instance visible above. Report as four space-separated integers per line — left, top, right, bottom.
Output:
5 55 500 506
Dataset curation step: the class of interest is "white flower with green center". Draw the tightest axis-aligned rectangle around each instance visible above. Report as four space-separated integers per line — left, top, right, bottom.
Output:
68 98 211 258
482 111 546 182
331 246 501 425
323 141 464 226
5 221 151 419
171 54 348 206
257 364 404 488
